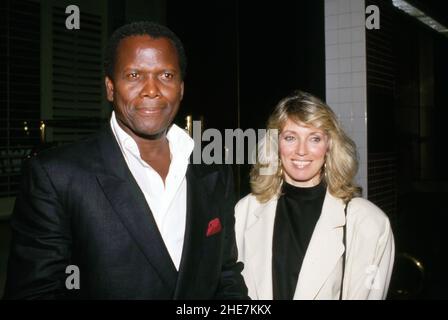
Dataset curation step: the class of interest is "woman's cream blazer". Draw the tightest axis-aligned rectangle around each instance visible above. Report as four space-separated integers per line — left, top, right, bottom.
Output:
235 190 395 300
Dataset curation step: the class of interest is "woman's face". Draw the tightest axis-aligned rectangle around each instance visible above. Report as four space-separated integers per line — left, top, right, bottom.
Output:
279 118 329 187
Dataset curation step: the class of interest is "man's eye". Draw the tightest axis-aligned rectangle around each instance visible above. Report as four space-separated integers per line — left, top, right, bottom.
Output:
162 72 174 79
127 72 139 80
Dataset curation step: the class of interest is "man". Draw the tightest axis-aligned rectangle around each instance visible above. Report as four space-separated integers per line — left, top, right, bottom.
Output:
4 21 248 299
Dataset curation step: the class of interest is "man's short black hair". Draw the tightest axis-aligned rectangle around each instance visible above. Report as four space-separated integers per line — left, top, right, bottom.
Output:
104 21 187 80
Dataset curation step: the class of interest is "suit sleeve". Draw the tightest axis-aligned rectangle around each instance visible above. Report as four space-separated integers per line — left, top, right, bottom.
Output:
344 209 395 300
214 165 249 299
365 218 395 300
3 157 72 299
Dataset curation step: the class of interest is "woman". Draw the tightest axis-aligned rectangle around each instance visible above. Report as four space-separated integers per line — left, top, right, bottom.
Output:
235 90 394 300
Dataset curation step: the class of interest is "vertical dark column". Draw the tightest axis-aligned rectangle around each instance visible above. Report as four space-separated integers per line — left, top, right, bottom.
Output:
165 1 325 198
0 0 40 197
237 1 325 196
107 0 126 35
418 30 435 180
434 37 448 180
166 1 239 131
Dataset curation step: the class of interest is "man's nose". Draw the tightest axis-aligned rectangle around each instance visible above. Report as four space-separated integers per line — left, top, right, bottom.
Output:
140 76 160 98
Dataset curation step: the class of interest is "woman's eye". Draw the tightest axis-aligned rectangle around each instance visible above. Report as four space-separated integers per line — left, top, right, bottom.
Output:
284 135 295 142
310 136 321 143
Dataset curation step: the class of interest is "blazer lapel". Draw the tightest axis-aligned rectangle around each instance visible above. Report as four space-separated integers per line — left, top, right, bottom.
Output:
244 198 278 300
173 164 219 298
293 190 346 299
95 128 178 291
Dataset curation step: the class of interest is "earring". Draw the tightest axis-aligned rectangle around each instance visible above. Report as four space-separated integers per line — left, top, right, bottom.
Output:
278 159 283 177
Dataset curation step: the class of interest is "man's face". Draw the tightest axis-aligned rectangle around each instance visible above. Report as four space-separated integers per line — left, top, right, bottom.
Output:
105 35 184 138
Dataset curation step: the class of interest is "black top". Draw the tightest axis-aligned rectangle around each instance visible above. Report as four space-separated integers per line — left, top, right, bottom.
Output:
272 181 326 300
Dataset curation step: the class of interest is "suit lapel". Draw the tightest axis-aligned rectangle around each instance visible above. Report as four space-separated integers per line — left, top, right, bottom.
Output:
95 128 177 292
243 190 346 300
293 191 346 299
244 198 278 300
174 164 219 298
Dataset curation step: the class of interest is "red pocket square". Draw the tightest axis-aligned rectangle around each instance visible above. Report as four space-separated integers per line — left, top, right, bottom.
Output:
206 218 222 237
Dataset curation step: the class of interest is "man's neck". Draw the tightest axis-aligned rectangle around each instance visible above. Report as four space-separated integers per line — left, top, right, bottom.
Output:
118 122 172 183
134 134 170 161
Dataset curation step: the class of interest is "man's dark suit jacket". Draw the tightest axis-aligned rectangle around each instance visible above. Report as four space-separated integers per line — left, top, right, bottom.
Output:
3 127 248 299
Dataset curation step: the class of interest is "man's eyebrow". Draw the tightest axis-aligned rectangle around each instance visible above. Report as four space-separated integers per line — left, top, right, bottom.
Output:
121 67 139 72
121 66 179 71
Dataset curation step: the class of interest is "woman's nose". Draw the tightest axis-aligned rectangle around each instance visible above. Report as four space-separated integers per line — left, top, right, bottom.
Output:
295 141 307 156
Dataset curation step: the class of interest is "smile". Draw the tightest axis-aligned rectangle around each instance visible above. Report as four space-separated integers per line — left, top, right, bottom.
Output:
291 160 312 169
136 108 163 115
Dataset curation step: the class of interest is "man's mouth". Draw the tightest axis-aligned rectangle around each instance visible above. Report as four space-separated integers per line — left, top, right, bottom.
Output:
136 107 164 115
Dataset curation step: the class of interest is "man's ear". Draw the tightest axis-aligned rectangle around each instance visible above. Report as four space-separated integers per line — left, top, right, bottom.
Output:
105 76 114 102
180 81 184 101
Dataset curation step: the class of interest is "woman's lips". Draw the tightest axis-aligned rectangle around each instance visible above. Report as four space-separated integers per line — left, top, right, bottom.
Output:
291 159 312 169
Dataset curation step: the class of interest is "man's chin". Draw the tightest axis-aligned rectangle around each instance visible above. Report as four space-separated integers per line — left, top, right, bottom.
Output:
133 126 169 140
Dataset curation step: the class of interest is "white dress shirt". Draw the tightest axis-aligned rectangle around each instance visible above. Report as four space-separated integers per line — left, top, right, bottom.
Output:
110 112 194 270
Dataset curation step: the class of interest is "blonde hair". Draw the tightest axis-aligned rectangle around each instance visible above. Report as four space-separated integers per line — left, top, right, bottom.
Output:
250 90 361 203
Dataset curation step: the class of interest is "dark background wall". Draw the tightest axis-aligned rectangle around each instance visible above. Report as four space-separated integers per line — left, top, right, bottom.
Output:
166 1 325 196
366 0 448 299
